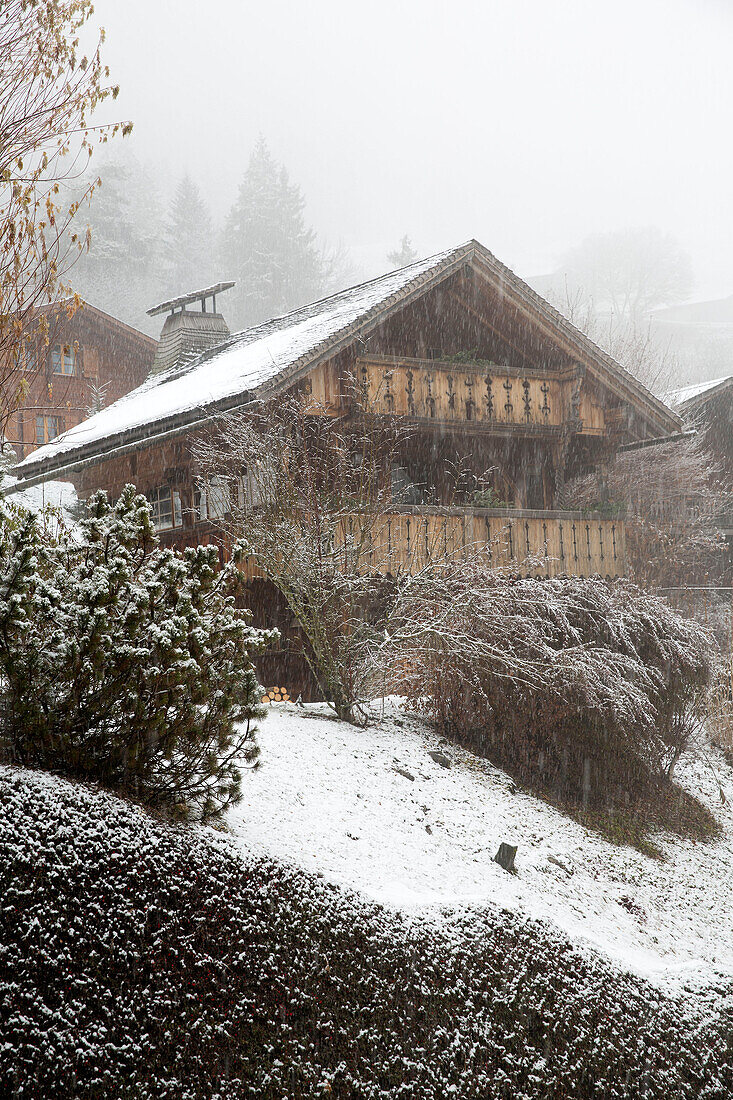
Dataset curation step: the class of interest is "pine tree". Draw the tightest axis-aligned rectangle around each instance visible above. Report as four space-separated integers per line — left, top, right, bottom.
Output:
71 157 166 333
220 137 327 329
387 235 419 269
163 174 216 297
0 486 274 820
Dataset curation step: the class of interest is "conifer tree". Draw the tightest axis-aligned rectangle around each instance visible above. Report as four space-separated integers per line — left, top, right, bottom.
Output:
387 235 419 269
163 174 216 297
71 157 165 332
221 138 327 328
0 486 274 820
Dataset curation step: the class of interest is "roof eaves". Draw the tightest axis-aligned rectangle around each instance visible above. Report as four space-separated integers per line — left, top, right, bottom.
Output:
13 245 475 482
676 375 733 412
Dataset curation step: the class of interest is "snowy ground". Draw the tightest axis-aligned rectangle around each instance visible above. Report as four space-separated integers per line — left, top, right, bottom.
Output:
228 701 733 992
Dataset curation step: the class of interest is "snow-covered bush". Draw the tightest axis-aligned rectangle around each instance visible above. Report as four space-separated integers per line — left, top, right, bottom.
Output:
0 485 274 820
2 764 731 1099
378 567 715 807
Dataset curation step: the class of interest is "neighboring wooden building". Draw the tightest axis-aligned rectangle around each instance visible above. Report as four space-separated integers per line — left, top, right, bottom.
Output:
10 242 682 690
667 374 733 550
5 300 156 460
667 375 733 467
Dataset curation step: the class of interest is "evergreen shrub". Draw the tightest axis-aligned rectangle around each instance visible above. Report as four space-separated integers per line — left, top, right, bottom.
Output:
0 485 273 820
1 765 731 1099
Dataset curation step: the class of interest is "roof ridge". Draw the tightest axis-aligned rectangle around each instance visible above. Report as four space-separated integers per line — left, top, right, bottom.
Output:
226 241 473 339
464 240 677 424
149 243 474 391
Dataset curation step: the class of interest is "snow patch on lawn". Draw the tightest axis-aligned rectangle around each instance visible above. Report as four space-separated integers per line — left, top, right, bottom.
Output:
228 702 733 991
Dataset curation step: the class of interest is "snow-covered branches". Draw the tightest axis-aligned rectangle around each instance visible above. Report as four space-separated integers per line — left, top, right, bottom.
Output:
377 565 715 803
0 485 273 820
561 435 731 589
195 395 412 722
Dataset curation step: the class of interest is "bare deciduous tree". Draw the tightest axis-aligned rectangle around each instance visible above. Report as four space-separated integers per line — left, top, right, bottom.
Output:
0 0 131 434
559 226 693 321
195 393 424 723
547 278 680 394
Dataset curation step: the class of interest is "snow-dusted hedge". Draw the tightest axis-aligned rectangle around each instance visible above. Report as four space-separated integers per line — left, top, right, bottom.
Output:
1 765 731 1099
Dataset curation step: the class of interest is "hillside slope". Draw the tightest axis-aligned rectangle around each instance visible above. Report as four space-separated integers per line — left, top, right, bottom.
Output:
1 760 732 1099
229 703 733 990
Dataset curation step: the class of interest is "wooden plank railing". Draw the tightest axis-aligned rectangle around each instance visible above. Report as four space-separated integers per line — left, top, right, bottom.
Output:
236 508 627 581
340 507 627 579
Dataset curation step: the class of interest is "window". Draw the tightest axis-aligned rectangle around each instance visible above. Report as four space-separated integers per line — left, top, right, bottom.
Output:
51 344 77 376
237 461 276 509
195 476 230 522
35 415 65 444
15 343 37 371
148 486 182 532
390 464 422 505
207 476 229 520
236 470 259 511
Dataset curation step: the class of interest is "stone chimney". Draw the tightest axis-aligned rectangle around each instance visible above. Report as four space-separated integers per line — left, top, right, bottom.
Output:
146 281 235 376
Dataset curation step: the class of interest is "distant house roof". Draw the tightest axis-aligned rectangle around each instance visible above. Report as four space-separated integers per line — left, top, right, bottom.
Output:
35 297 158 345
652 295 733 326
665 374 733 411
13 240 681 486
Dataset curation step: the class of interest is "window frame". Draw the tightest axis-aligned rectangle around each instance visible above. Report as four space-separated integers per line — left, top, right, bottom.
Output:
147 486 182 532
195 476 230 522
51 343 77 377
35 414 65 444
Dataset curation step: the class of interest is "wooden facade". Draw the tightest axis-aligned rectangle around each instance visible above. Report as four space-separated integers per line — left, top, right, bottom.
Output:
5 301 156 460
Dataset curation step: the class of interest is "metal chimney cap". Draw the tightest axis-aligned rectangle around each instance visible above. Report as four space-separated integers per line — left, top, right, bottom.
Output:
147 281 235 317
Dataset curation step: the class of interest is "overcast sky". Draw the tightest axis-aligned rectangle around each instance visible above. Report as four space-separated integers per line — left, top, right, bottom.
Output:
93 0 733 297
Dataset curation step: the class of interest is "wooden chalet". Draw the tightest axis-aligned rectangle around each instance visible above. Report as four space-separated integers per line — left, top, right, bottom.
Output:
5 300 156 460
10 239 681 616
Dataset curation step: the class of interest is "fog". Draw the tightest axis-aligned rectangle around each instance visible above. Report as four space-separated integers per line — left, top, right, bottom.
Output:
93 0 732 294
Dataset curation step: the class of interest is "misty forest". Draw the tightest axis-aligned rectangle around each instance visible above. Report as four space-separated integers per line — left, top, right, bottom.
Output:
2 1 733 1098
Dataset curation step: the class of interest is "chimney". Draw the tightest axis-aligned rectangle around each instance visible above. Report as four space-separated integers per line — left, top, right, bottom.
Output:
146 281 235 376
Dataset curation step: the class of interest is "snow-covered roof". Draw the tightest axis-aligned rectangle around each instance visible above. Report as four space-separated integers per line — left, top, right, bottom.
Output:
1 475 78 527
652 294 733 325
13 239 681 485
15 246 465 478
665 374 733 409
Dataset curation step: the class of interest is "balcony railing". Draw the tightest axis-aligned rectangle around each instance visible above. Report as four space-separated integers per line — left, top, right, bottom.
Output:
342 507 627 579
356 355 569 427
354 355 613 437
235 508 626 581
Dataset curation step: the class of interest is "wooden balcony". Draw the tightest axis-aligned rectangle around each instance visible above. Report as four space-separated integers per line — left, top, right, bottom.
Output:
341 507 627 579
237 508 626 582
355 355 608 434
